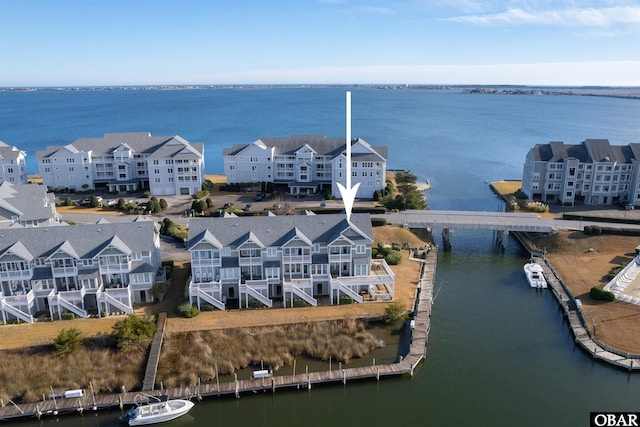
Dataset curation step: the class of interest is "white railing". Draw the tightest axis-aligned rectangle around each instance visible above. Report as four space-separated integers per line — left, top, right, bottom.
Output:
99 262 130 274
51 294 89 318
284 282 317 307
51 266 78 277
190 287 225 310
190 258 222 267
331 279 364 303
0 300 34 324
98 292 133 314
0 269 33 280
57 288 86 300
241 283 272 308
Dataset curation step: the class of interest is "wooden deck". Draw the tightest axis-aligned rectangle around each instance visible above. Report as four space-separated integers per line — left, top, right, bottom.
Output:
0 248 437 422
142 312 167 391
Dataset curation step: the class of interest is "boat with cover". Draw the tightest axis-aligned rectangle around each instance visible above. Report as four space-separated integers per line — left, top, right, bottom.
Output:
121 395 194 426
524 262 547 289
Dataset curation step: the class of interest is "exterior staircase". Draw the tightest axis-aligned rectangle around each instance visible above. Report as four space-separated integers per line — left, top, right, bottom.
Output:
285 282 318 307
99 292 133 315
0 300 34 324
52 294 89 318
242 284 273 308
192 287 225 310
332 279 364 303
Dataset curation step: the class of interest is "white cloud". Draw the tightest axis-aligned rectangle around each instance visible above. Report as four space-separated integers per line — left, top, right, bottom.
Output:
445 5 640 26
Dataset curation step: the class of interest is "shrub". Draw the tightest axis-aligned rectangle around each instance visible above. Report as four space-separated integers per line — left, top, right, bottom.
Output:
385 250 403 265
194 190 209 200
200 303 216 312
377 243 391 256
177 302 200 318
384 301 408 323
607 264 626 281
591 226 602 235
159 198 168 210
64 197 74 206
391 242 402 251
61 312 75 320
371 217 387 227
143 191 152 198
53 327 83 356
590 286 616 302
371 248 378 258
110 315 156 350
117 198 127 211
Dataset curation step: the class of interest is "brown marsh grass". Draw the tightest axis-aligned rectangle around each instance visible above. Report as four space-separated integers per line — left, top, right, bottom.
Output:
156 319 383 388
0 339 147 404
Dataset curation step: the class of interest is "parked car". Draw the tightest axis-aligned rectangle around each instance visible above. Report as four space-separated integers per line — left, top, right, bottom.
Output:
255 192 264 201
222 203 234 209
243 204 252 211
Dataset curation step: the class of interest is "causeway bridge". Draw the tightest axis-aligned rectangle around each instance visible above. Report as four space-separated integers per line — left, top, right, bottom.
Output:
384 210 562 233
383 210 582 249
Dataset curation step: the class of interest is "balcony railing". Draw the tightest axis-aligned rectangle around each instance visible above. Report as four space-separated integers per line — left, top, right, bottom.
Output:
99 262 131 274
239 257 263 266
191 258 222 267
328 253 352 262
51 266 78 277
0 268 33 280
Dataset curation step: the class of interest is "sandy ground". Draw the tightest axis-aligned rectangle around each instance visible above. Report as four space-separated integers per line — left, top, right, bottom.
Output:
536 232 640 354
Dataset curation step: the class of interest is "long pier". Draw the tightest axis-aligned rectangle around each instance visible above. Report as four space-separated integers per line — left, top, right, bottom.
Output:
0 248 437 422
514 232 640 370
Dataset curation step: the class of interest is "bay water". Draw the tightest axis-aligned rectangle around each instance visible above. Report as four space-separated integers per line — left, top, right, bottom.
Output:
2 87 640 426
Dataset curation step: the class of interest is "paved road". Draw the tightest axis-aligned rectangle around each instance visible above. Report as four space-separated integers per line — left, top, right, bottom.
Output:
383 209 640 232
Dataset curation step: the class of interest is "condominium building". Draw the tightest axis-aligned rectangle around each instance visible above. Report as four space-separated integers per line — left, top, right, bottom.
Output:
0 141 27 185
522 139 640 206
0 219 162 325
187 213 394 310
0 182 61 228
222 135 388 199
36 132 205 196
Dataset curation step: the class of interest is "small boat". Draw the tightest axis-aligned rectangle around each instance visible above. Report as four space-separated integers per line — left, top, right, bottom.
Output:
524 262 547 289
121 396 194 426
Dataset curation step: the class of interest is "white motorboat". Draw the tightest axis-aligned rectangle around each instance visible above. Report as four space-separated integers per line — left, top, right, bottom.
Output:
524 262 547 289
122 397 194 426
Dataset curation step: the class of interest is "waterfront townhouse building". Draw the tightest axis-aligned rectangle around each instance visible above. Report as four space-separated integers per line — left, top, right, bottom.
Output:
36 132 205 196
0 141 27 185
522 139 640 206
0 182 61 228
222 135 388 199
186 213 394 310
0 219 162 325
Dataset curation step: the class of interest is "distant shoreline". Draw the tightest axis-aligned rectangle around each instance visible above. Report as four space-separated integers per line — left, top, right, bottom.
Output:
1 84 639 100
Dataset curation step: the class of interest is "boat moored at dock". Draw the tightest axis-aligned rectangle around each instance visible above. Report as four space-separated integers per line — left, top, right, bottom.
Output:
524 262 547 288
120 396 194 426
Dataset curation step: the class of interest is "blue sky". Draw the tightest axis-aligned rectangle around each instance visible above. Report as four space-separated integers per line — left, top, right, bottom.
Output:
1 0 639 86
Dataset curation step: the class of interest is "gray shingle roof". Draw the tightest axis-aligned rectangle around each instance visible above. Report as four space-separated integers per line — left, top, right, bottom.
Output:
0 141 25 161
0 182 58 223
222 136 387 161
36 132 203 160
0 221 158 260
187 213 373 249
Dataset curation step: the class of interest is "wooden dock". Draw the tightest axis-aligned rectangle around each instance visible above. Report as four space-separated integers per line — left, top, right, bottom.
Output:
0 248 437 422
513 231 640 370
142 312 167 391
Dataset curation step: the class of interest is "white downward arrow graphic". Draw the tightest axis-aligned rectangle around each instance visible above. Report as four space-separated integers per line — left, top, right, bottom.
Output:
337 91 360 222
